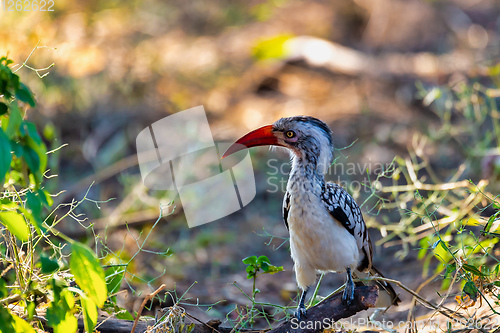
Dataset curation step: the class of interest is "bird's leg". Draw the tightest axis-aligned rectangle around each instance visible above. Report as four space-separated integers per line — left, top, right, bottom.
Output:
342 267 355 305
294 287 309 320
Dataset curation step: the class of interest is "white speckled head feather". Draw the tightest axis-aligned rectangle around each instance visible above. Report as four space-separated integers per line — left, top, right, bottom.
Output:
272 116 334 176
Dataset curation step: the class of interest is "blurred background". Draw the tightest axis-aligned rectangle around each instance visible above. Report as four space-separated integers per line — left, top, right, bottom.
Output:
1 0 500 327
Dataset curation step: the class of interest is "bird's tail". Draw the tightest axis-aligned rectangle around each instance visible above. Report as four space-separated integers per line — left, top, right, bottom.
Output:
354 266 401 308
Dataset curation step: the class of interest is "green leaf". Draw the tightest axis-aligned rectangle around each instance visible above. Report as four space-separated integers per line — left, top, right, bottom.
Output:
37 189 53 207
26 135 47 173
257 255 270 265
26 301 36 321
0 128 12 183
433 240 453 264
246 265 256 279
47 288 78 333
22 144 40 174
0 198 17 210
41 254 60 274
115 309 134 321
0 66 19 99
11 74 20 93
462 264 487 276
21 122 42 144
484 211 499 233
0 211 30 241
10 140 22 158
0 278 7 298
81 296 97 333
26 191 42 221
0 57 14 66
0 102 7 115
463 281 478 301
5 102 22 139
260 261 269 272
17 206 41 236
70 242 107 307
444 263 456 279
15 83 35 107
417 247 427 260
11 313 36 333
242 256 257 265
0 307 15 333
266 265 283 274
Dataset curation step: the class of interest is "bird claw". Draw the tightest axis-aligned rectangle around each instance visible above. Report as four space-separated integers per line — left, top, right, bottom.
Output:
294 306 307 321
342 281 355 306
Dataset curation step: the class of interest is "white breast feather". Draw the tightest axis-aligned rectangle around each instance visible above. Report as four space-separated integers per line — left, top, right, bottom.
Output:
287 190 359 289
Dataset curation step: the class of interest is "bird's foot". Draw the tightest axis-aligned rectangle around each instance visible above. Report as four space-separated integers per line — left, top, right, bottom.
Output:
342 268 355 306
342 284 354 305
342 282 355 305
294 305 307 321
295 287 309 320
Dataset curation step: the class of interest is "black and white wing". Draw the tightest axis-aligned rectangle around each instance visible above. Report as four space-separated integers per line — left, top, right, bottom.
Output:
321 182 373 271
282 190 291 231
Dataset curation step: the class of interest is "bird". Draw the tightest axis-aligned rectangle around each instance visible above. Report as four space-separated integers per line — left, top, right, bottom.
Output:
222 116 400 320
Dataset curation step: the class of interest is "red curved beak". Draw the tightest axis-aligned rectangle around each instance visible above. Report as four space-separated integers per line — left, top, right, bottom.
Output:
222 125 280 158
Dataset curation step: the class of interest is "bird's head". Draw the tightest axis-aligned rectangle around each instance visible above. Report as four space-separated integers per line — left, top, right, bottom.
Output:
223 116 334 175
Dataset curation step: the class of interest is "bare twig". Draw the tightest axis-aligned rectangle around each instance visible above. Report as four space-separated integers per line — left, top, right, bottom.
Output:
131 284 166 333
12 41 55 78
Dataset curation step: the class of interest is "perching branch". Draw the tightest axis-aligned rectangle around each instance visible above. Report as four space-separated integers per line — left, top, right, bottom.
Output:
267 285 379 333
73 285 379 333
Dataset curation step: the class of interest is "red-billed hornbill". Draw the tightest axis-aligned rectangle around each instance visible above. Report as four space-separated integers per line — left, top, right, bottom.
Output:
223 116 400 319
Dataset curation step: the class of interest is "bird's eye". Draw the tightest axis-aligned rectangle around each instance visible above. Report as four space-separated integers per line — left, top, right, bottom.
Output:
285 130 296 138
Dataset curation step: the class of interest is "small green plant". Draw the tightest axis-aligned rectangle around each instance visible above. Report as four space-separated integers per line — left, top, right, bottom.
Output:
243 255 283 298
228 256 287 327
